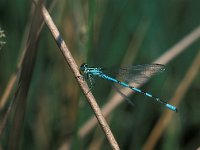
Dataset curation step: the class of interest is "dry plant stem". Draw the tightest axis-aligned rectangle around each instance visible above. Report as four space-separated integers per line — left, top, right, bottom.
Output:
0 71 20 136
142 50 200 150
0 74 17 110
7 1 44 149
87 127 103 150
0 20 27 110
0 2 48 138
0 0 57 110
154 25 200 64
0 1 58 137
41 6 120 150
78 25 200 138
0 92 15 136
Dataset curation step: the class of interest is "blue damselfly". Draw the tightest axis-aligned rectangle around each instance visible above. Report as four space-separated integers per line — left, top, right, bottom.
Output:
80 63 177 112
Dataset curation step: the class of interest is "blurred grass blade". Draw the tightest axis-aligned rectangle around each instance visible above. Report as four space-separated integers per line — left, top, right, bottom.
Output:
7 1 44 150
142 50 200 150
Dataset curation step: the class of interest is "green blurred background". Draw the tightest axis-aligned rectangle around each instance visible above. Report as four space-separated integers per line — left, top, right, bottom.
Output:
0 0 200 149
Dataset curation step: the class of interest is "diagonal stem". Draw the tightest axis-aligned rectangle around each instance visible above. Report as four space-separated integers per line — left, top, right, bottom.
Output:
41 5 120 150
142 50 200 150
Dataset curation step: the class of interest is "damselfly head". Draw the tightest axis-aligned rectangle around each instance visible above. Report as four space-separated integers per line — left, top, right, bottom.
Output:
80 63 88 72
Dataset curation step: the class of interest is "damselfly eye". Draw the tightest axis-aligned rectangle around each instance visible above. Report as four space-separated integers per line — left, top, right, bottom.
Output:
80 63 88 72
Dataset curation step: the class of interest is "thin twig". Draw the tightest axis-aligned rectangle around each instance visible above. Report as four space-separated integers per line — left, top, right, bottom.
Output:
0 91 15 136
0 0 58 137
0 74 18 110
0 0 58 111
154 26 200 64
41 5 120 150
78 25 200 138
142 50 200 150
0 12 29 110
0 2 52 110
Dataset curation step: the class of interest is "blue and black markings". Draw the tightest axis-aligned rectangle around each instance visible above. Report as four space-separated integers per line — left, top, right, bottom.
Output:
80 63 177 112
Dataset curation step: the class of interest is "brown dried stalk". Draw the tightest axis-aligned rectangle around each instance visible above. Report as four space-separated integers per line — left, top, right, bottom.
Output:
142 50 200 150
41 5 120 150
7 1 45 149
0 0 57 137
0 0 58 111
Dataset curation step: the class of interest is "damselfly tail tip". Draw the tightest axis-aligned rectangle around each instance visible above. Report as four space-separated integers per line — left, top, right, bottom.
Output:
166 103 178 112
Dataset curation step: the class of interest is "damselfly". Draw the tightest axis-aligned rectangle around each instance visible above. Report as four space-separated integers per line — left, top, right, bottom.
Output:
80 63 177 112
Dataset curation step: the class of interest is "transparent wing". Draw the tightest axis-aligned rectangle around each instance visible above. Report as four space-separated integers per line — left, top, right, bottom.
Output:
112 85 135 106
115 64 165 84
